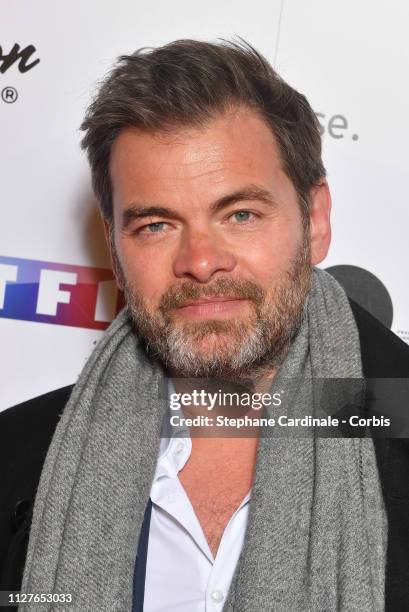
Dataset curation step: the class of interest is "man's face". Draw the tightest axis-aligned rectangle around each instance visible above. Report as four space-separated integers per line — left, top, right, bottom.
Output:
109 106 328 378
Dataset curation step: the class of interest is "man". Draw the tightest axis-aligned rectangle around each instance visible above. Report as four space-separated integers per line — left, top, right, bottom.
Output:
1 39 409 612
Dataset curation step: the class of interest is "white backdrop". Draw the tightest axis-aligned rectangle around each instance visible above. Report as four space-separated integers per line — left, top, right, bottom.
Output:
1 0 408 411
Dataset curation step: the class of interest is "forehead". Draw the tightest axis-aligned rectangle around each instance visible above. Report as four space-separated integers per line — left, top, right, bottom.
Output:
109 106 289 206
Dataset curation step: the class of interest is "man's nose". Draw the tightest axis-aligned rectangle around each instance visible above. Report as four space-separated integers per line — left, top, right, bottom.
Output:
173 230 237 283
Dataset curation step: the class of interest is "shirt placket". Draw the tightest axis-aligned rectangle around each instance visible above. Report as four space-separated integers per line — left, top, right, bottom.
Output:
204 491 251 611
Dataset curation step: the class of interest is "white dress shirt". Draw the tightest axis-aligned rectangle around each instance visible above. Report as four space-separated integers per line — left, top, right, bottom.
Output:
143 429 251 611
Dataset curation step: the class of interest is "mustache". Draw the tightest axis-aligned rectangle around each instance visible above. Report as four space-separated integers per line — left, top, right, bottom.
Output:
159 277 265 313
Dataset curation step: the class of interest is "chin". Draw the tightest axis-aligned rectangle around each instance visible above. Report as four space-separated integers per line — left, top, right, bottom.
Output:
177 337 236 365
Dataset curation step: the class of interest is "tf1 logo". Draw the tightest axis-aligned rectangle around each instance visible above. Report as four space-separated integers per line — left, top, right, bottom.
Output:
0 255 123 330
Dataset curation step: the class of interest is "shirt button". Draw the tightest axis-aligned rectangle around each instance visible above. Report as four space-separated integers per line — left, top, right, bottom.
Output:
174 442 184 455
211 590 224 603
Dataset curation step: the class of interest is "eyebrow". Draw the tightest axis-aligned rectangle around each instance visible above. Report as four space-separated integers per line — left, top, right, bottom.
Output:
121 184 277 230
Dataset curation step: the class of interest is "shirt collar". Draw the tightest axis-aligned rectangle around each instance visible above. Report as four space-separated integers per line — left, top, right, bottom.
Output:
154 378 192 481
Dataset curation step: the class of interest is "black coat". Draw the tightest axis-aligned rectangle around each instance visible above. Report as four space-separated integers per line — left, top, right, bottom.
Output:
1 300 409 610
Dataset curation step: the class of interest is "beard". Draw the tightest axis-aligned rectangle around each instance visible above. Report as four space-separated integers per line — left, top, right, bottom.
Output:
118 233 312 379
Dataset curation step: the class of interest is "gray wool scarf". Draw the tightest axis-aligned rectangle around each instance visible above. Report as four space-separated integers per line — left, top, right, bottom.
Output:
21 268 386 611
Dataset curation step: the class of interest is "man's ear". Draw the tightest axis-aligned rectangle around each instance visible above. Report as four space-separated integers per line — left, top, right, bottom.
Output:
103 218 124 291
309 181 332 265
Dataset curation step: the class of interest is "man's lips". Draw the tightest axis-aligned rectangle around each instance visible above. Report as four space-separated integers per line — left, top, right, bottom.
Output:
177 296 245 307
172 296 249 318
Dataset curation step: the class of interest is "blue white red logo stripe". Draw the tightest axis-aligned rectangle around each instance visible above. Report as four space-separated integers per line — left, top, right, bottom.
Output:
0 255 123 330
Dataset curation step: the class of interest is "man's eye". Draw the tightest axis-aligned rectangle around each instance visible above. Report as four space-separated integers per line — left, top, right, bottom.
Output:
141 222 166 233
231 211 253 222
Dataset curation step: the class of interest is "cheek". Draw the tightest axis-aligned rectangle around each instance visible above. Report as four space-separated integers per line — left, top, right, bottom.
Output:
119 239 173 304
237 220 304 285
